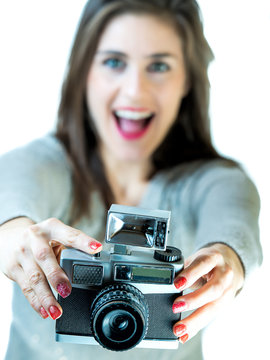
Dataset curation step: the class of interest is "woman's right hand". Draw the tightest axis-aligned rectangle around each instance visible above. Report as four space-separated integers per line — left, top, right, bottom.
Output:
0 217 102 320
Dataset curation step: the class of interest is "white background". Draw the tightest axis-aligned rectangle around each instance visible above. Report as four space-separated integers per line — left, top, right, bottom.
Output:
0 1 269 359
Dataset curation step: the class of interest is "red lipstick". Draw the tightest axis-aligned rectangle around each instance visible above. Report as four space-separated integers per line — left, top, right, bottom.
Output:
113 108 154 140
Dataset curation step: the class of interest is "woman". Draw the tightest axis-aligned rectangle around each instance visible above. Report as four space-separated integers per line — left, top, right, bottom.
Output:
0 0 262 359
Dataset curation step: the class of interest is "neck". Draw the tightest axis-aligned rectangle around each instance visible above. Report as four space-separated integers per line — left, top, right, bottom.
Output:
100 149 153 206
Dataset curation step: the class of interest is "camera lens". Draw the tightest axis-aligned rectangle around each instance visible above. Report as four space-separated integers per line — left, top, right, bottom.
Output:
102 309 136 342
90 284 149 351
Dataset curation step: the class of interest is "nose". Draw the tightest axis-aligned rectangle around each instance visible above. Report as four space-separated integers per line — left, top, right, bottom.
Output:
123 67 150 99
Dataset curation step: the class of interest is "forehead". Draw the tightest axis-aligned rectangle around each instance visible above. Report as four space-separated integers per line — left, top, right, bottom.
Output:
96 13 182 54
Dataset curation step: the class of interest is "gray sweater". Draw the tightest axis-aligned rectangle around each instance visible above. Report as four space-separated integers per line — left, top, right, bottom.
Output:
0 135 262 360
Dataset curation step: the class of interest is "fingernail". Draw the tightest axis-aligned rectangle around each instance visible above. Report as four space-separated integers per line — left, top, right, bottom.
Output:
174 323 186 337
49 306 62 320
89 241 102 251
57 282 71 298
179 333 189 344
174 276 187 290
40 306 49 319
172 301 187 313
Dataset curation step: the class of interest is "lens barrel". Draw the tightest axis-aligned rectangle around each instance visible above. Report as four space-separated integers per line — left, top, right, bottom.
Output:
90 283 149 351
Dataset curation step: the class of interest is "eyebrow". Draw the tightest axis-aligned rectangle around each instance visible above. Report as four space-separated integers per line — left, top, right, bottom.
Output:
96 50 178 59
96 50 127 58
146 52 177 59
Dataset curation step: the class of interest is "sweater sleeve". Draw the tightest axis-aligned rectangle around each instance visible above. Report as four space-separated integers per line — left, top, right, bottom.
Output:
190 161 262 279
0 134 72 225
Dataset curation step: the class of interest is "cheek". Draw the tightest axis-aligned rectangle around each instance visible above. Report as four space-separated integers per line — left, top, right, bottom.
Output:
86 80 108 119
87 66 119 94
87 74 118 115
159 87 184 125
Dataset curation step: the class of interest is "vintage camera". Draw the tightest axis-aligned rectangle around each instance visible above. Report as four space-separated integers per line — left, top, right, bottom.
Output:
56 204 184 352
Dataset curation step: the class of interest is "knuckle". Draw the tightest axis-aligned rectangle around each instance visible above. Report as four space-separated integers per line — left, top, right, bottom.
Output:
38 292 55 307
17 243 27 255
210 249 223 264
25 224 47 240
47 268 62 284
22 227 34 242
29 270 43 287
21 282 33 296
65 228 82 246
28 295 38 309
195 254 210 267
45 217 60 228
27 224 42 235
14 242 30 261
34 246 51 262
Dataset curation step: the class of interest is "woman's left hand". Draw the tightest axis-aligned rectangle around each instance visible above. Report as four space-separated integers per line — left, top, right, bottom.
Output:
172 243 245 344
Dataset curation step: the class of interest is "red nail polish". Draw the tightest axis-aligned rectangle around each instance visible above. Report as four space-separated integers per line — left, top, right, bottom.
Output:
57 282 71 298
40 306 49 319
49 306 62 320
179 333 189 344
174 323 186 337
89 241 102 251
174 276 187 290
172 301 187 313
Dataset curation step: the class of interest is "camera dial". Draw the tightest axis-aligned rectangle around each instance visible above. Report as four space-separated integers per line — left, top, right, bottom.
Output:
154 246 183 263
90 283 149 351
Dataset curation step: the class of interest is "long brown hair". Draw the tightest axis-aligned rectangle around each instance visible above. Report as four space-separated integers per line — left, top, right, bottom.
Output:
56 0 227 222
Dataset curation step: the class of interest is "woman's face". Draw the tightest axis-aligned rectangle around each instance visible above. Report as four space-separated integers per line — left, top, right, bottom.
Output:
86 13 188 164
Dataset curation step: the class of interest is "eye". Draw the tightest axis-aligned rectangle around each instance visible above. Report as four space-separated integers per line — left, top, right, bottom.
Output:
147 62 170 73
103 57 125 70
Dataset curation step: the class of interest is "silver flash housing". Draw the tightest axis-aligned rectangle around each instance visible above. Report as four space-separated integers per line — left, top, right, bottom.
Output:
105 204 170 250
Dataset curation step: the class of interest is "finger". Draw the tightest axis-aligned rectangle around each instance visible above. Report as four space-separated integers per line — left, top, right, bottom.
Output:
19 251 63 320
11 265 49 319
173 265 233 313
173 286 234 343
20 257 63 320
174 249 224 290
30 218 102 254
28 228 72 299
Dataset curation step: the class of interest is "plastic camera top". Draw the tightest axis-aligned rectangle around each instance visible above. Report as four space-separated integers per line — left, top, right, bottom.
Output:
105 204 171 251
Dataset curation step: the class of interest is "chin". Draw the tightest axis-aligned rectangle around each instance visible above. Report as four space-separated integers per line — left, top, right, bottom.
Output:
114 147 152 163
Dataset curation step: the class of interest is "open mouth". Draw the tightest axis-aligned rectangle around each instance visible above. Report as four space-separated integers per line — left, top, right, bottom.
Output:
113 109 155 140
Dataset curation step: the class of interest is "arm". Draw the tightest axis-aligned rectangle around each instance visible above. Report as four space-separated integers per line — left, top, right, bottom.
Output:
0 135 73 225
0 136 102 319
172 162 262 343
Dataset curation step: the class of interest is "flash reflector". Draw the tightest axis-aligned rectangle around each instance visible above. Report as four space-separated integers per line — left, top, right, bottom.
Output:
105 204 170 250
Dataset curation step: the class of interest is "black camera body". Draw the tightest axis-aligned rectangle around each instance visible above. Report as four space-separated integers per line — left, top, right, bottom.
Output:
56 205 184 351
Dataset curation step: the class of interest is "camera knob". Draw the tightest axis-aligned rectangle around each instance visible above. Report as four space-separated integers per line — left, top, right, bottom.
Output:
154 246 182 263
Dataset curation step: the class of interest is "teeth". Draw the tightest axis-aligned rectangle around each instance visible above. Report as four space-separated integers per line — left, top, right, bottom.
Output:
115 110 153 121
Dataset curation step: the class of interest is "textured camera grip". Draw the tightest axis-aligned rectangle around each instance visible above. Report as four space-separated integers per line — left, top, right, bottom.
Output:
73 265 103 285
